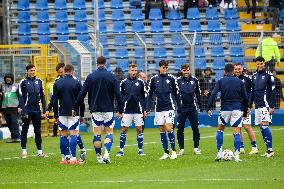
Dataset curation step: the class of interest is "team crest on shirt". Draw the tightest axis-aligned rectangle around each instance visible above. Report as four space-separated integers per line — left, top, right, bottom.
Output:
190 81 194 84
242 79 245 83
135 82 139 86
262 76 265 79
166 79 170 83
35 81 39 85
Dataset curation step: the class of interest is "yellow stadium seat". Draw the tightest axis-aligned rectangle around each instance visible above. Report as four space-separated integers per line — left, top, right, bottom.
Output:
239 12 268 19
245 49 256 57
276 62 284 69
243 37 259 45
246 62 257 71
238 0 264 7
277 75 284 82
241 24 272 31
280 101 284 109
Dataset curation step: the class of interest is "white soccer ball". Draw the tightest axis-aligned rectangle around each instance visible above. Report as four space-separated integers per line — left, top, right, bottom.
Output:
221 149 234 161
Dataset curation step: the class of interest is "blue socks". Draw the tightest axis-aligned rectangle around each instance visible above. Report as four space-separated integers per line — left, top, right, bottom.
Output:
261 125 273 150
160 132 169 153
233 133 241 153
70 135 78 158
168 130 176 151
137 133 144 151
216 130 223 152
251 141 257 148
77 134 85 150
240 141 244 149
93 135 102 155
104 134 113 153
119 133 127 151
60 135 67 159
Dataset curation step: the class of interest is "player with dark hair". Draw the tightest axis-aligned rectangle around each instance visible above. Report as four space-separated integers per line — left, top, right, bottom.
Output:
146 60 181 160
208 63 248 162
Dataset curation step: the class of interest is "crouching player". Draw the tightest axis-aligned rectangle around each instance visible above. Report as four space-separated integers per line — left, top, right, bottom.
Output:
207 64 248 162
53 64 85 164
116 64 148 156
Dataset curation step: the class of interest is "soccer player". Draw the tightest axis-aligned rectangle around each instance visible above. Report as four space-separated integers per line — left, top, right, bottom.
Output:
207 64 248 162
146 60 180 160
53 64 85 164
19 64 48 158
248 56 276 157
46 63 87 163
73 56 123 164
116 64 148 156
234 63 259 155
176 64 202 155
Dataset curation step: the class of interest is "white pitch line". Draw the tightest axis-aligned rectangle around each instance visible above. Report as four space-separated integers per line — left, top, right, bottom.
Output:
1 178 284 185
0 128 284 161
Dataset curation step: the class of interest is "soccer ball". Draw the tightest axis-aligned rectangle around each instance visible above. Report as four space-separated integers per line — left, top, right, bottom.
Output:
221 149 234 161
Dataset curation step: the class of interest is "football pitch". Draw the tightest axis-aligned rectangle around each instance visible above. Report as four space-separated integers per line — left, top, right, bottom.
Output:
0 126 284 189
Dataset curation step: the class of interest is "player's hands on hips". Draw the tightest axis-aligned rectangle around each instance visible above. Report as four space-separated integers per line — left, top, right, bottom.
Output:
204 90 209 97
72 110 77 117
207 110 212 117
269 108 275 115
116 112 123 119
144 111 150 118
80 117 84 123
45 111 49 118
54 118 59 125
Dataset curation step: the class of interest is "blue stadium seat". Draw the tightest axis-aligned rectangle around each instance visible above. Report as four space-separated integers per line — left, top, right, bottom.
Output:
18 23 31 35
174 58 186 70
73 0 86 10
116 49 128 59
130 9 144 21
195 34 203 45
113 21 126 33
209 34 222 45
280 9 284 19
173 47 186 58
19 36 31 44
36 0 48 10
132 21 145 33
55 11 68 23
134 48 144 59
117 59 129 72
99 35 108 46
129 0 142 9
194 58 207 69
18 11 30 23
136 59 144 71
187 8 200 20
110 0 123 9
154 47 167 58
169 20 183 32
224 8 239 19
75 22 88 34
205 7 219 20
212 57 226 69
171 34 184 45
55 0 67 10
57 35 69 41
133 35 145 46
168 9 181 20
228 33 242 44
77 34 89 42
194 47 205 58
38 23 50 35
149 8 163 20
17 0 30 11
215 70 224 80
230 46 244 57
231 57 245 65
74 10 88 22
112 9 125 21
226 20 240 31
98 0 105 9
56 23 69 35
99 22 107 33
152 34 165 45
207 20 221 32
211 47 224 57
37 11 49 23
114 35 127 46
150 21 164 33
280 23 284 30
38 35 50 44
188 20 202 32
103 48 109 58
98 10 106 21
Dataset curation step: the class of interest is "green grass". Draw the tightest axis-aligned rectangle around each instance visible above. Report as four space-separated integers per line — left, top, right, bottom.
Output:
1 126 284 189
